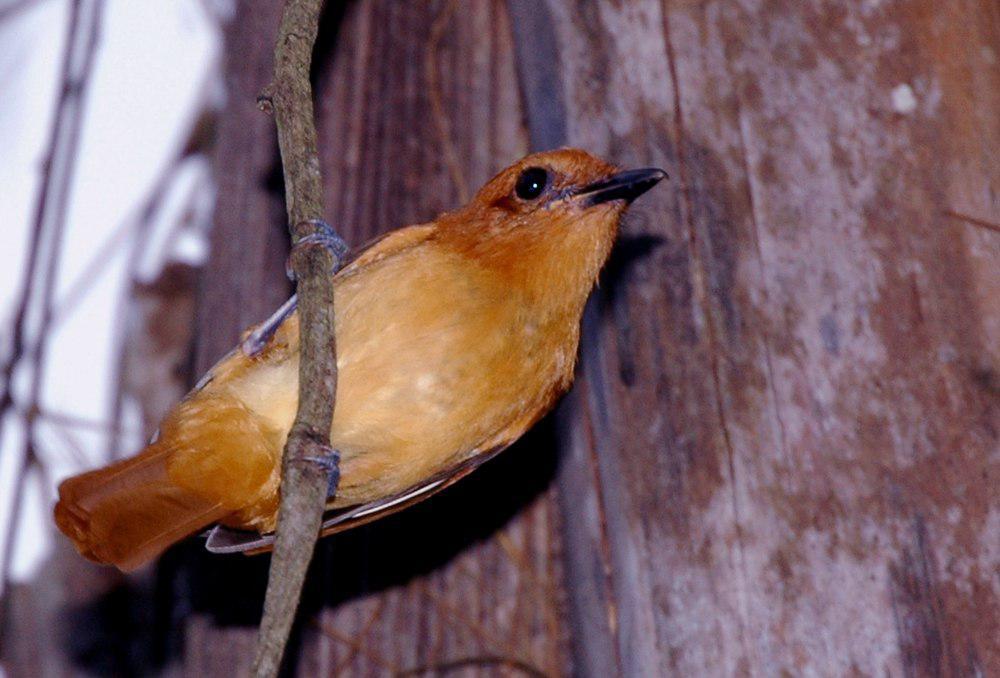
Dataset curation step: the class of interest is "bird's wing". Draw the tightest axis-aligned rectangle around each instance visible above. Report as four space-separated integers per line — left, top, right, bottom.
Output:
337 222 437 276
202 358 566 556
199 220 558 555
203 442 508 555
189 222 438 392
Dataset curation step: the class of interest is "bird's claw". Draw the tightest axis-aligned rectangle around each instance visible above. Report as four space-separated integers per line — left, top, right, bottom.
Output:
242 221 346 357
304 447 341 500
285 219 349 281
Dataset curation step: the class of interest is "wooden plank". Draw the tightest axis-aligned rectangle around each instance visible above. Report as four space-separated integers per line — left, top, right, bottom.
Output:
181 1 572 675
511 0 999 675
506 3 627 676
172 1 1000 675
180 1 289 674
290 2 569 675
193 6 291 372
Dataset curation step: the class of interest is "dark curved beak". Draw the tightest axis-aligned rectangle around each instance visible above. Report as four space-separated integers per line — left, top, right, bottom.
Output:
575 167 668 206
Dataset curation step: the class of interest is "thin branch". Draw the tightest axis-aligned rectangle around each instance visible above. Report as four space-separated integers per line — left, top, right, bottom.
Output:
313 615 401 674
395 655 551 678
942 210 1000 234
0 0 103 604
252 0 341 676
0 0 42 26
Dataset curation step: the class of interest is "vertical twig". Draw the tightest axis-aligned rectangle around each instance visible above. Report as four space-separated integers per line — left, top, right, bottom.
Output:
0 0 103 601
252 0 341 676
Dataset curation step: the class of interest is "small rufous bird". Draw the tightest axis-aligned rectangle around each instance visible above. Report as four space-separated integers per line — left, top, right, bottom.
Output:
54 148 665 571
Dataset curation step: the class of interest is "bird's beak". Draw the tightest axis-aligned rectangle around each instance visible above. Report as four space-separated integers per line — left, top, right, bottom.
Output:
574 168 668 207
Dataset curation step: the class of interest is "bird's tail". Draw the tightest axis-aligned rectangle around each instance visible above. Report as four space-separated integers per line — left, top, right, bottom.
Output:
54 439 228 572
54 393 283 571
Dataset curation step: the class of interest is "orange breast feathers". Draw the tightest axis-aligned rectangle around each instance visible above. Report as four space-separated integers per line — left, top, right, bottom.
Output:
53 148 666 571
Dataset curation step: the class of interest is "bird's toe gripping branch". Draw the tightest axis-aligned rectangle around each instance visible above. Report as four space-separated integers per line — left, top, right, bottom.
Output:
241 220 348 358
303 446 341 500
285 219 349 281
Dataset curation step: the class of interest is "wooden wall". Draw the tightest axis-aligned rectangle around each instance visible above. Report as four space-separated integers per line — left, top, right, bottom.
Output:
186 0 998 675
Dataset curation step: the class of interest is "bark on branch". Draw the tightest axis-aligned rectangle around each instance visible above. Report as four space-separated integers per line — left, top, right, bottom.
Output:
252 1 339 675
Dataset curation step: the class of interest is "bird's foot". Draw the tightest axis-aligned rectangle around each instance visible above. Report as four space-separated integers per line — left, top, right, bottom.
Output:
304 446 341 500
240 222 348 357
285 219 349 281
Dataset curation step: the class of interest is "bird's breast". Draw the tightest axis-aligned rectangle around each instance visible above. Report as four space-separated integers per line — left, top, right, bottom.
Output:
328 245 576 502
227 243 580 506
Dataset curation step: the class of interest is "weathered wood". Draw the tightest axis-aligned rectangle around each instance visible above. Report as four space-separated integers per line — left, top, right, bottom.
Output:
184 1 568 676
182 1 288 675
506 3 622 676
170 1 998 676
511 1 999 675
193 5 290 373
293 2 568 675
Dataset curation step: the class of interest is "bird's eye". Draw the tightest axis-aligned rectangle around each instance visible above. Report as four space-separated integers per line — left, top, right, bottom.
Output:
514 167 549 201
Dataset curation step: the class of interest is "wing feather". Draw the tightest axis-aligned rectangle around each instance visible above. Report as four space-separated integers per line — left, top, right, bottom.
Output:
190 222 438 392
204 443 507 555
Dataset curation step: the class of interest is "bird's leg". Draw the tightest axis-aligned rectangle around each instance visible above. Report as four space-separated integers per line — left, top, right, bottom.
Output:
241 221 348 357
285 219 349 281
241 294 298 356
304 446 341 500
287 220 346 501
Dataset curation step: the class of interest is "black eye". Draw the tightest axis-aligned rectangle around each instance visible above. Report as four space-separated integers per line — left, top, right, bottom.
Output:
514 167 549 201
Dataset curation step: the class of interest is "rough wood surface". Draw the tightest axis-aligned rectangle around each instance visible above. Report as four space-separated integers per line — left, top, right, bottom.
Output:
182 1 288 674
511 1 999 675
184 1 997 676
184 1 568 676
294 2 568 675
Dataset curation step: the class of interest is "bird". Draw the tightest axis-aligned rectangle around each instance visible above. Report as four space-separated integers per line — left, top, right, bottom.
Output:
54 148 666 571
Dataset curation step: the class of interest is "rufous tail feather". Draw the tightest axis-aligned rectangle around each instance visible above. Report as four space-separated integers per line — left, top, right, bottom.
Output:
54 439 228 572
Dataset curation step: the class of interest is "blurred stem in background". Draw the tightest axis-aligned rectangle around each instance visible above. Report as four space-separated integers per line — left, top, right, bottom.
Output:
0 0 102 604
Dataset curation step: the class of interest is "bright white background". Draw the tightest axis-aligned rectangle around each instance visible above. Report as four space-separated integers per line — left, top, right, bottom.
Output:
0 0 226 593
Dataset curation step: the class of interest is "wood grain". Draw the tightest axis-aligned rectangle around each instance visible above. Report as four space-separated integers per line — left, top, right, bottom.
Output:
182 1 288 674
186 1 568 676
182 1 998 676
511 1 999 675
296 2 568 675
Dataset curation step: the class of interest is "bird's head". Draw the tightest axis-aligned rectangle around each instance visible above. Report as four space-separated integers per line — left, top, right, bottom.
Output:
438 148 666 310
